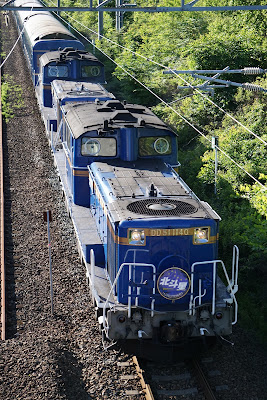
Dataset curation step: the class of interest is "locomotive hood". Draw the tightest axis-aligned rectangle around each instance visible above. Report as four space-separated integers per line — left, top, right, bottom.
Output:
88 160 220 224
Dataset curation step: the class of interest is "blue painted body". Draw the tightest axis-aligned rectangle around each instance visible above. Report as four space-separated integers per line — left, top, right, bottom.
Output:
41 59 106 107
24 38 84 85
116 219 218 310
88 161 219 311
61 124 178 207
13 0 237 347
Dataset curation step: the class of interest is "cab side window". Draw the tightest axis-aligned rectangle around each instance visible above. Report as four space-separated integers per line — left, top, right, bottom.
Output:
139 136 172 156
81 137 117 157
47 65 69 78
81 65 101 78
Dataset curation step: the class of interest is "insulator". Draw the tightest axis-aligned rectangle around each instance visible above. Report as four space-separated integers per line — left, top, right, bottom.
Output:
242 83 266 92
242 67 265 75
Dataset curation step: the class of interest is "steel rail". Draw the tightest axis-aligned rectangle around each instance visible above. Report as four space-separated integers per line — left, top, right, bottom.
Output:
0 64 6 340
133 356 217 400
132 356 154 400
192 359 217 400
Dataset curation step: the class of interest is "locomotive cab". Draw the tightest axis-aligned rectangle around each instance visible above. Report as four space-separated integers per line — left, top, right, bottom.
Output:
13 0 85 84
57 99 178 207
38 48 106 107
87 154 239 350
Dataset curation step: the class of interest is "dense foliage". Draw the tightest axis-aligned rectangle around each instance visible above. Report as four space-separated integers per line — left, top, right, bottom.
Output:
48 0 267 341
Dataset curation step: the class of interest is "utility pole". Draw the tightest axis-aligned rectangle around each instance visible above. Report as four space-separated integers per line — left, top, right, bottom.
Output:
44 210 54 315
116 0 123 31
98 0 103 39
212 137 219 195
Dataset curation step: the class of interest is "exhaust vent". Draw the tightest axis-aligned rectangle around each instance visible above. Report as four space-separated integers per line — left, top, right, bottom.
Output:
126 199 198 216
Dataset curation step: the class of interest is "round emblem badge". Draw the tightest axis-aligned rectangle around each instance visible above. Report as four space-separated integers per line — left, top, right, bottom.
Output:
157 268 190 300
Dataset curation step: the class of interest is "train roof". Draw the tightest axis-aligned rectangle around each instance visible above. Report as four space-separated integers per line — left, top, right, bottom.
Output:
14 0 76 42
63 100 173 138
89 160 221 222
39 48 103 66
52 80 115 101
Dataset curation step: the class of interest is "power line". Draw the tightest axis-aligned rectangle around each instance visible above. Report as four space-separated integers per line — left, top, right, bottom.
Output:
0 25 25 70
36 3 267 191
53 12 267 191
0 4 36 70
63 13 267 147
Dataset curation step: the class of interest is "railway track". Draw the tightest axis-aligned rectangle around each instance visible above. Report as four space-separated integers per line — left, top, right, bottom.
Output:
0 10 266 400
128 356 220 400
0 69 6 341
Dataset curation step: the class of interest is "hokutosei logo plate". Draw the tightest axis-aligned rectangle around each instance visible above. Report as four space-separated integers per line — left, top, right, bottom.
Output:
157 268 190 300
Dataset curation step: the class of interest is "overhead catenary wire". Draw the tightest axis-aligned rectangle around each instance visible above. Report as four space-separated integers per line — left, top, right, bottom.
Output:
0 2 36 70
61 12 267 147
39 3 267 191
54 13 266 191
0 25 25 70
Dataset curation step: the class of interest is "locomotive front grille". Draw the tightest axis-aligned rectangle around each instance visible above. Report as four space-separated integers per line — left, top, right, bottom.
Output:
126 199 198 216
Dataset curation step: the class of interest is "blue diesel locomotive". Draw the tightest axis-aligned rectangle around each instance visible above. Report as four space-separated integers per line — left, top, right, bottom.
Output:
13 2 239 359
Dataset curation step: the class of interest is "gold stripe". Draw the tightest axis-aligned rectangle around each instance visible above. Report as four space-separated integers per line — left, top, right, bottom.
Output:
73 170 89 177
107 218 115 241
65 156 89 178
114 228 218 246
90 173 218 245
209 236 217 244
148 228 194 237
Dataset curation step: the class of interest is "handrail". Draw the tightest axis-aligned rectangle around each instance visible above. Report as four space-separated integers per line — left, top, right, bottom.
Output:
190 247 239 325
230 245 239 295
190 261 217 316
51 119 63 150
102 262 156 331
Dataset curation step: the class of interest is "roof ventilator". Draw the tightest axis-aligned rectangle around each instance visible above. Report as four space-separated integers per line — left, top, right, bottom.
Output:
138 117 145 126
109 110 137 123
98 119 110 135
104 100 124 110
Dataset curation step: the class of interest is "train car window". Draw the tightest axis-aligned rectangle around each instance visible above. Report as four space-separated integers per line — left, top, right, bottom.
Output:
139 136 172 156
66 126 71 150
62 122 67 143
81 65 101 78
47 65 69 78
81 137 116 157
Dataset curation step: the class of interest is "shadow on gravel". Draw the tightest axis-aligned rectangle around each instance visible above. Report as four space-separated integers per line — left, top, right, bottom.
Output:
2 117 17 339
54 345 92 400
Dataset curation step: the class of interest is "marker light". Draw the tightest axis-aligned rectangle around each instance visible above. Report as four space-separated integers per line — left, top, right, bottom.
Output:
128 229 145 245
194 227 209 244
215 312 223 320
118 315 126 323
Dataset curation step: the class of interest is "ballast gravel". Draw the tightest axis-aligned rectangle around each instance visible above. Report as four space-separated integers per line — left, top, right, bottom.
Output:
0 12 266 400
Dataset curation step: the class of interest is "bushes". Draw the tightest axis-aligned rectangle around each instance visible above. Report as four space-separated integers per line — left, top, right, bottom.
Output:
1 74 24 122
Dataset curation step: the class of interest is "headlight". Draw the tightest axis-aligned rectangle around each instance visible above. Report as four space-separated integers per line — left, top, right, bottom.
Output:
128 229 145 245
194 227 209 244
